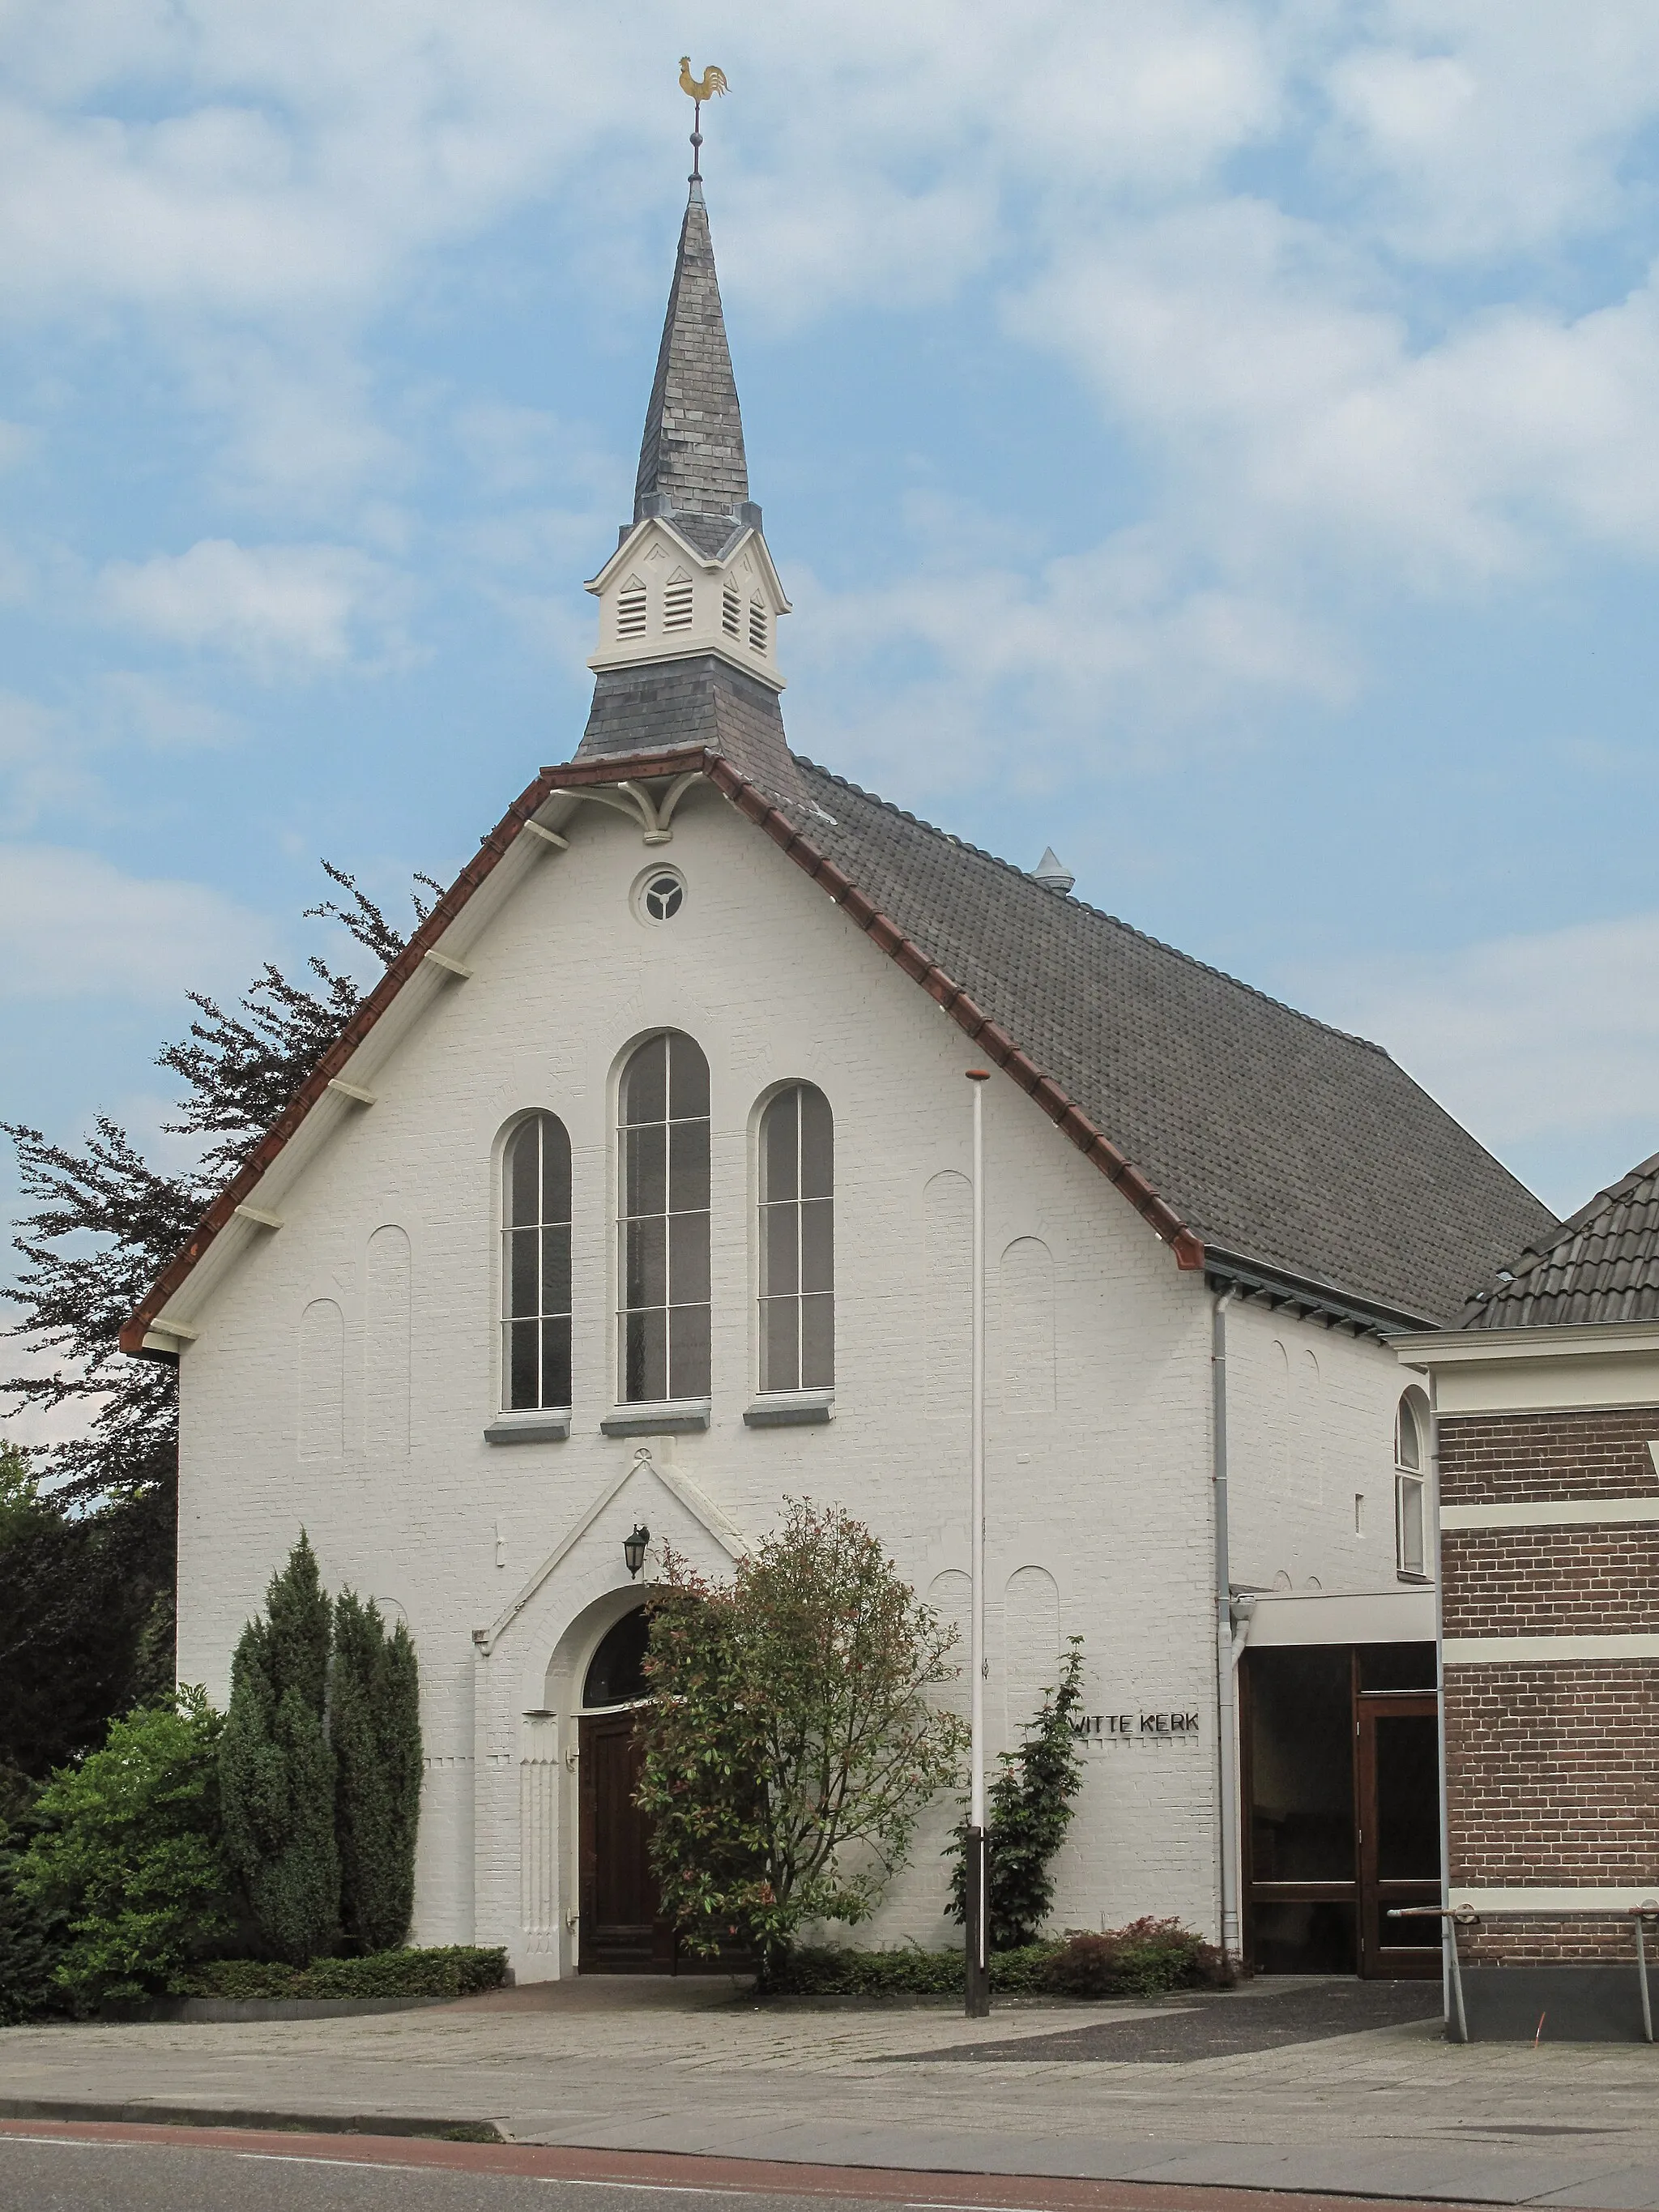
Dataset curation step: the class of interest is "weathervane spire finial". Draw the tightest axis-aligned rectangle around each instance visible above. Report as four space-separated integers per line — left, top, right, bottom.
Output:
678 56 729 186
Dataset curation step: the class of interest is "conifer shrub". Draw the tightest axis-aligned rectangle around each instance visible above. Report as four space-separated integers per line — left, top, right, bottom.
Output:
332 1591 421 1954
948 1638 1086 1949
13 1689 235 2013
219 1533 340 1964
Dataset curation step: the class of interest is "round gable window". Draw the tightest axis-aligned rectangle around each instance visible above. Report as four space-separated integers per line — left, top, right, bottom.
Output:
634 866 685 925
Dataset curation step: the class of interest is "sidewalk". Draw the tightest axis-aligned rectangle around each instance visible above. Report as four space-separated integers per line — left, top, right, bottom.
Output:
2 1975 1656 2208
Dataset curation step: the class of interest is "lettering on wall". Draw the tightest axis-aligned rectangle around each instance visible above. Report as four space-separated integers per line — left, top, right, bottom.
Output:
1072 1709 1202 1744
297 1297 344 1467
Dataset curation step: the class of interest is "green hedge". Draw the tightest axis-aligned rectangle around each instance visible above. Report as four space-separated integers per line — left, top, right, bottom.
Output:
767 1923 1227 2000
767 1943 1060 1996
183 1945 507 2001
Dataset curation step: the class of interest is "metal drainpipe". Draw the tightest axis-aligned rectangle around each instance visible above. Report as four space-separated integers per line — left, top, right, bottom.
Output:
1212 1285 1243 1967
1426 1369 1462 2039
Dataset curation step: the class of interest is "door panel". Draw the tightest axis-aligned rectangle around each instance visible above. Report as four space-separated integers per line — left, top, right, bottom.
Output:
578 1713 673 1972
1358 1696 1441 1978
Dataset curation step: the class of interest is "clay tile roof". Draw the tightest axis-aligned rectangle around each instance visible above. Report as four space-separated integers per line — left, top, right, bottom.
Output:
1461 1150 1659 1329
789 761 1556 1328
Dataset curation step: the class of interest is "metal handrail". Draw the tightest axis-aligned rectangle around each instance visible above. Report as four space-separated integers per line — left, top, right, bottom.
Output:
1388 1900 1659 2044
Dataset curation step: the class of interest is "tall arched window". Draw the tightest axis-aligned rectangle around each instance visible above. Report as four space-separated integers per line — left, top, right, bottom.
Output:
618 1032 710 1402
502 1113 572 1410
758 1083 834 1392
1395 1393 1427 1578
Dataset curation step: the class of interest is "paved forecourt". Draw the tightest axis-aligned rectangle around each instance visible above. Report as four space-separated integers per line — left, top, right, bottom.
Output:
2 1979 1657 2210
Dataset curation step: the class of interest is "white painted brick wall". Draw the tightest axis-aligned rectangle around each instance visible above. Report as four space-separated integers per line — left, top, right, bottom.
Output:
173 787 1410 1976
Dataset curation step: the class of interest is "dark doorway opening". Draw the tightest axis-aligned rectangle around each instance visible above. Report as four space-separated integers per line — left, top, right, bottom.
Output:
1241 1641 1439 1979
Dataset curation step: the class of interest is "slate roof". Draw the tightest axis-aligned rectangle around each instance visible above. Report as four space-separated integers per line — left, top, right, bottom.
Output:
633 186 750 529
580 657 811 816
787 765 1555 1328
1461 1152 1659 1329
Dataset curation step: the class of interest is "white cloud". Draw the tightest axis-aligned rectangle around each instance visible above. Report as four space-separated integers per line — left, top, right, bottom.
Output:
0 692 99 831
1013 201 1659 587
96 673 243 752
0 844 267 1005
787 515 1353 793
1290 910 1659 1164
100 538 412 676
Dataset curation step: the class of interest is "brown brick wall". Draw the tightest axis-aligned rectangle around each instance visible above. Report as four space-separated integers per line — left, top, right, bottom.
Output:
1445 1661 1659 1898
1442 1525 1659 1637
1460 1913 1649 1968
1437 1405 1659 1505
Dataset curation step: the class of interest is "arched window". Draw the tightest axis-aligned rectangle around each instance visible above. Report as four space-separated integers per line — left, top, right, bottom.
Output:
618 1032 710 1403
502 1113 572 1411
582 1608 650 1708
1395 1394 1427 1578
757 1083 834 1392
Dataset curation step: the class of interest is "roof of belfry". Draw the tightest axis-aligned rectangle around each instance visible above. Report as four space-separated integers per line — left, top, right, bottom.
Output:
785 761 1555 1327
633 186 748 527
1461 1151 1659 1329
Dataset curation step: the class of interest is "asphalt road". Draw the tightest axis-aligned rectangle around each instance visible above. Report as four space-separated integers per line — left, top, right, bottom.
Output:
0 2137 847 2212
0 2125 1491 2212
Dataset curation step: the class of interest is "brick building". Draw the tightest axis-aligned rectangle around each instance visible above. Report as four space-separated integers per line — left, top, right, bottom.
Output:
122 173 1550 1981
1396 1156 1659 2039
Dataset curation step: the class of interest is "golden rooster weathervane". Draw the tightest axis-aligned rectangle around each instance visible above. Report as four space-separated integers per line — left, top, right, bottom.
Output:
679 57 728 184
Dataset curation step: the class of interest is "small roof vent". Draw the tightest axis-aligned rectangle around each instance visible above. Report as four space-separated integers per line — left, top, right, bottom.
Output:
1032 847 1075 895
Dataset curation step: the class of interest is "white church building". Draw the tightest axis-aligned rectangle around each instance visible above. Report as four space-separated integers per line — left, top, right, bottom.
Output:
123 176 1555 1984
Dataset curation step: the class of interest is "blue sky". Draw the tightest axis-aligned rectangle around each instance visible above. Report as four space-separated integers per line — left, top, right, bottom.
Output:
5 1 1659 1400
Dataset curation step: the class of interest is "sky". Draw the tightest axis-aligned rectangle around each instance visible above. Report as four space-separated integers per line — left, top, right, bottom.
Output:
4 0 1659 1370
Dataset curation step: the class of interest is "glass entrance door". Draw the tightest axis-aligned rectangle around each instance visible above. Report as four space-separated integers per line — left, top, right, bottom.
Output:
1357 1695 1441 1979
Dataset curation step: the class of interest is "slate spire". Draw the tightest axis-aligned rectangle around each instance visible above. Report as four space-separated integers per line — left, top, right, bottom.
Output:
633 182 753 529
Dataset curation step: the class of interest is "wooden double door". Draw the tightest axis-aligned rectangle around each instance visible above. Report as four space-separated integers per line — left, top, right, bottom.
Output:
1242 1644 1441 1979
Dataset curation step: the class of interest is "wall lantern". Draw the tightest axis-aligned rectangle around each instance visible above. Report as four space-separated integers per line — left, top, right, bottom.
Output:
623 1524 650 1580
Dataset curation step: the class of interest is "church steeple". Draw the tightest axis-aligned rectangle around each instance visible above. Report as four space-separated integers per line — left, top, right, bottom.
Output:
633 183 756 538
574 178 802 809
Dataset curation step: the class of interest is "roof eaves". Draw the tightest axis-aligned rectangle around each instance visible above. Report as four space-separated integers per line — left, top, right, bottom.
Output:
120 746 1205 1359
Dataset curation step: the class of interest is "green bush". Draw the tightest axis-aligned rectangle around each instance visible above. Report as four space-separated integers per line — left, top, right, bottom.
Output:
1041 1919 1230 1997
14 1689 236 2013
0 1799 66 2024
184 1945 507 2001
765 1943 1061 1996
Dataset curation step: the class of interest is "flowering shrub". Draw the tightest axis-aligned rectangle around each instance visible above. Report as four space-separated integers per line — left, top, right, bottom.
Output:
1042 1918 1230 1997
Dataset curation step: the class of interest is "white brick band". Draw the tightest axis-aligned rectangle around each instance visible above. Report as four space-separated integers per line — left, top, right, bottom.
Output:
1451 1888 1659 1913
1441 1496 1659 1530
1444 1633 1659 1663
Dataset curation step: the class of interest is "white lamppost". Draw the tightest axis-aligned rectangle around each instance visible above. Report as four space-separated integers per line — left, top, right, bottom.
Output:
965 1067 991 2018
